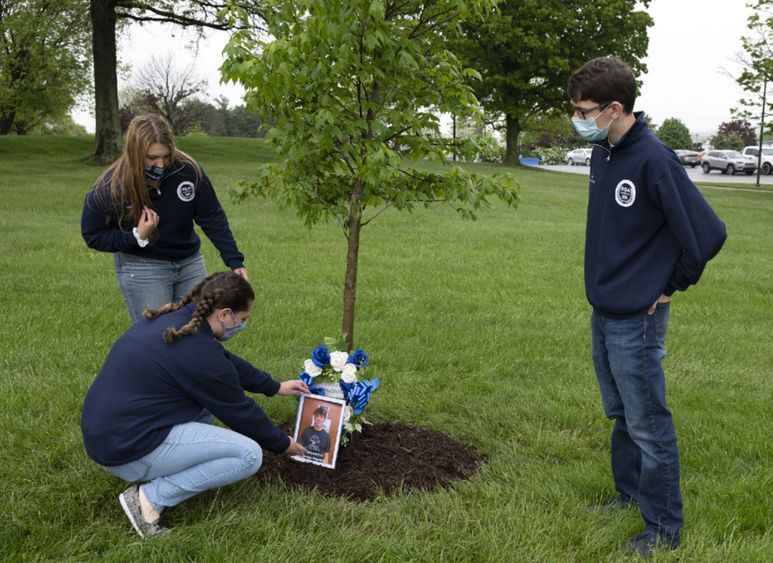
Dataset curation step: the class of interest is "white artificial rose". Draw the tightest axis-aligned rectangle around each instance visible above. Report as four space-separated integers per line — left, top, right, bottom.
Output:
304 359 322 377
341 363 358 383
330 350 349 372
343 404 353 422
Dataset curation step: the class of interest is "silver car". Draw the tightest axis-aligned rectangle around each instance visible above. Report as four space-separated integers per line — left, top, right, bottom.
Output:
701 150 756 175
565 148 593 166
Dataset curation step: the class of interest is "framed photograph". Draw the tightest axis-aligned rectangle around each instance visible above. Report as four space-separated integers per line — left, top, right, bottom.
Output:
291 394 346 469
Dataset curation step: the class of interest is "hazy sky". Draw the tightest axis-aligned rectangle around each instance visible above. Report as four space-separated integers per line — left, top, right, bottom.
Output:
73 0 756 139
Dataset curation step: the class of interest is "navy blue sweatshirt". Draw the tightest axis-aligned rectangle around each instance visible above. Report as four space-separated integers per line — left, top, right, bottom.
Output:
81 304 290 466
81 161 244 269
585 114 726 317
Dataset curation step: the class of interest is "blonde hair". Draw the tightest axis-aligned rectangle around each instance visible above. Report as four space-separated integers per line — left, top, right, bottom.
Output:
94 114 199 227
144 272 255 344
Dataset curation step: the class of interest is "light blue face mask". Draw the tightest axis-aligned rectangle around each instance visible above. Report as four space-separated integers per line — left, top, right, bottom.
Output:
572 107 614 142
219 312 247 341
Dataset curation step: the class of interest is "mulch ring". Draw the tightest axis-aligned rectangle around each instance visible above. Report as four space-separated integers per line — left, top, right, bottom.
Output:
255 421 486 502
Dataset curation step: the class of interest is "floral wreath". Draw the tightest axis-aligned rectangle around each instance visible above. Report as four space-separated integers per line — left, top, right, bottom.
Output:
298 337 380 442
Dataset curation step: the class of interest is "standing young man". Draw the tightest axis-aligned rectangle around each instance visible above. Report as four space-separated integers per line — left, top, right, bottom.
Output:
567 56 726 555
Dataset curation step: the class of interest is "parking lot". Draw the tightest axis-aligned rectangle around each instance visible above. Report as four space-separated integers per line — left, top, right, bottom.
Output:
541 164 773 185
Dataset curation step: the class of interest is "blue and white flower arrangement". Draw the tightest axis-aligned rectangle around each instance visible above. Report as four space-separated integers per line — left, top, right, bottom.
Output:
298 337 380 443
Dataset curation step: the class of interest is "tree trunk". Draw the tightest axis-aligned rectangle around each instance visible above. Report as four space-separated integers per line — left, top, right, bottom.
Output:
90 0 121 164
0 113 15 135
342 179 365 352
504 113 521 165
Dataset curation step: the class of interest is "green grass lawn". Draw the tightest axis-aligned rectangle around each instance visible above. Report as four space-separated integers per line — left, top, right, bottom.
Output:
0 135 771 561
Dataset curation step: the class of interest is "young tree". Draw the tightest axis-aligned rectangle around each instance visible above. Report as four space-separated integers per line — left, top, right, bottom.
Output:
222 0 519 350
452 0 652 164
734 0 773 182
656 118 693 149
0 0 91 135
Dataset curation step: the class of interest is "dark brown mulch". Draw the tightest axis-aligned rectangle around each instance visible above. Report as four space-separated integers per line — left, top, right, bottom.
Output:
256 421 486 502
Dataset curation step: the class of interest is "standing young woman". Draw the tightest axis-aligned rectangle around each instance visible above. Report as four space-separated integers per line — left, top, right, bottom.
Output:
81 272 308 537
81 114 248 323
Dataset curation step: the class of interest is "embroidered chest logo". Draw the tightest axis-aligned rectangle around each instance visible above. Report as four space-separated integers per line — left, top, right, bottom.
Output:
177 181 196 202
614 179 636 207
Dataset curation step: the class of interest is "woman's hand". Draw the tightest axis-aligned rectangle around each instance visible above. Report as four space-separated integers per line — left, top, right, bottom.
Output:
137 206 159 240
233 267 249 281
277 380 310 396
284 438 307 456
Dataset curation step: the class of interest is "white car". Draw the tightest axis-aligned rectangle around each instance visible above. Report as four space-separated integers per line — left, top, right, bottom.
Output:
565 148 593 166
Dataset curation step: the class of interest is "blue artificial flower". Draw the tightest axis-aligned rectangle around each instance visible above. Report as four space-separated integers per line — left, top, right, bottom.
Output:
310 344 331 368
340 378 380 415
348 348 369 369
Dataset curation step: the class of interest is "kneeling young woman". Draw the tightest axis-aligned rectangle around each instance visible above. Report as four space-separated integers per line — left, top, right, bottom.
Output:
81 272 307 537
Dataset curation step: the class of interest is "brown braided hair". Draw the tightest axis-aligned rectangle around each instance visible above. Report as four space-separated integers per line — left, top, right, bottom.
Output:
144 272 254 343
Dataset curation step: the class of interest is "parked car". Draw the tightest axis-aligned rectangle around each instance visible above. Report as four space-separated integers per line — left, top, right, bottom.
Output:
701 149 756 175
565 148 593 166
674 149 701 167
741 146 773 174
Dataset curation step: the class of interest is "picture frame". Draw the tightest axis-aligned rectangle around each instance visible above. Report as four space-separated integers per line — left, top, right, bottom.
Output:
291 394 346 469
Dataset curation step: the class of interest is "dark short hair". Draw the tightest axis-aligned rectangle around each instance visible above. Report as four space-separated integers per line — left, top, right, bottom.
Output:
568 56 637 114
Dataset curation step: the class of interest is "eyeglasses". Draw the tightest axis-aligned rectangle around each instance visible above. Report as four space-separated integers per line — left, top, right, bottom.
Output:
572 103 610 120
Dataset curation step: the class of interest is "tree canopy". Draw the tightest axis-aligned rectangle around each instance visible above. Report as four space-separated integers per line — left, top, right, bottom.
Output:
656 118 692 150
452 0 653 163
711 119 757 148
222 0 519 348
735 1 773 141
0 0 91 135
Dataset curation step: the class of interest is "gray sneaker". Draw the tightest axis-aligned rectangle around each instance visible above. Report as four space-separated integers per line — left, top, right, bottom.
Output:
118 486 169 538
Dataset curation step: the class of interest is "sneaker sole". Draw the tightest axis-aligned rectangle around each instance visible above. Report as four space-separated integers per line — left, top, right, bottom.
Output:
119 491 145 538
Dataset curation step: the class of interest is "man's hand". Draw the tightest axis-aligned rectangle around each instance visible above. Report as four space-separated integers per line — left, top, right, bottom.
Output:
137 206 159 240
277 380 310 396
647 293 672 315
284 438 307 456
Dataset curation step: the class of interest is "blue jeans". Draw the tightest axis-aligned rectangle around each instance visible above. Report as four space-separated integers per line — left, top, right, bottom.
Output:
591 304 683 538
102 415 262 512
113 251 208 323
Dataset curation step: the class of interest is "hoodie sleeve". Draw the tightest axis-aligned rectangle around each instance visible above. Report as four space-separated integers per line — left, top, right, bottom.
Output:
224 350 282 396
652 163 727 295
192 168 245 270
179 359 290 454
81 187 140 253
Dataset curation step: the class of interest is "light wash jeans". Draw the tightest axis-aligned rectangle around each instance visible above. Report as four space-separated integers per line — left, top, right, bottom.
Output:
591 303 683 540
103 412 262 513
113 251 208 323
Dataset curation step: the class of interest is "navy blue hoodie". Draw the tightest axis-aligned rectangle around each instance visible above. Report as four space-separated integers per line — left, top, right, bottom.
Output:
81 161 244 269
81 304 289 466
585 114 726 317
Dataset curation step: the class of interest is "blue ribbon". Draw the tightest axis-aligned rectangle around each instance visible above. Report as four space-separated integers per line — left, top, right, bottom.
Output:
340 378 380 415
299 372 325 396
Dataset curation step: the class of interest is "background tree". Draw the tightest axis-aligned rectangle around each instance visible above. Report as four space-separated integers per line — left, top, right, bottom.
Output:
711 119 757 148
735 1 773 141
656 117 693 149
0 0 90 135
222 0 519 350
453 0 652 164
710 131 745 151
134 55 207 135
88 0 264 163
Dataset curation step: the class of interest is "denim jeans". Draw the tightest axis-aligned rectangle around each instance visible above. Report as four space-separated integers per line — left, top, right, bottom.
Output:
591 303 683 538
102 414 262 512
113 251 208 323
